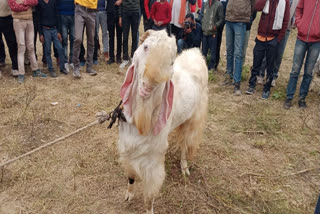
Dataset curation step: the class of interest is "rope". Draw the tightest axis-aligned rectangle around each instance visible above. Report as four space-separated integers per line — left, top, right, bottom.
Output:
0 120 99 169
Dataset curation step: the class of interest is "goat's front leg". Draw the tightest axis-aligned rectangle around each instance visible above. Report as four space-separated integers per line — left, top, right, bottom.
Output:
125 177 135 201
181 145 190 176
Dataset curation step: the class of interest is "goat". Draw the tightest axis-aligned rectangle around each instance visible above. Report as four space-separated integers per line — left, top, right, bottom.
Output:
118 30 208 214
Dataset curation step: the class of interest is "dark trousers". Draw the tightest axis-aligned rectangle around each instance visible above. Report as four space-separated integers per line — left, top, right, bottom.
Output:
108 13 122 61
0 34 5 63
0 16 18 70
202 35 217 70
215 24 224 69
248 38 278 92
170 24 182 41
315 194 320 214
122 11 140 60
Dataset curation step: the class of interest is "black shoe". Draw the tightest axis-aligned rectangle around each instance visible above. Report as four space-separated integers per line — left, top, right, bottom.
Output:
116 58 122 64
298 99 307 109
246 87 255 95
107 59 115 65
86 68 97 76
234 83 241 96
49 70 57 78
262 90 270 100
283 98 292 109
60 68 68 75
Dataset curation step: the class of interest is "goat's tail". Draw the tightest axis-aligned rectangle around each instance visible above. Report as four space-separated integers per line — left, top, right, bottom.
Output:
175 92 208 160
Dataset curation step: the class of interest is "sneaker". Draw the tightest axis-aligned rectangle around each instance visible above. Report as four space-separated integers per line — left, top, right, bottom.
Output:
271 79 276 87
32 69 47 78
80 61 86 67
93 60 98 65
17 75 25 83
257 76 264 85
49 70 57 78
64 63 70 73
104 52 110 62
69 63 74 70
119 60 129 69
86 68 97 76
283 98 292 110
107 58 115 65
220 76 233 86
73 67 81 78
298 99 307 109
261 91 270 100
246 87 255 95
60 68 68 75
234 83 241 96
11 69 19 77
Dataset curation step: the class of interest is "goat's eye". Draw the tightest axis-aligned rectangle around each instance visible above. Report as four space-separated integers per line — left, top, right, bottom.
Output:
144 45 148 51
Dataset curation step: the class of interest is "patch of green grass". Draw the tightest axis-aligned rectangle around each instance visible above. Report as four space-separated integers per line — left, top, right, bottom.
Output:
241 65 251 81
272 91 286 100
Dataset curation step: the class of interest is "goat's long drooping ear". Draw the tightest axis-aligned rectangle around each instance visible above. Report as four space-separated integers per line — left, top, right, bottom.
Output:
139 29 156 44
120 65 135 119
153 80 174 136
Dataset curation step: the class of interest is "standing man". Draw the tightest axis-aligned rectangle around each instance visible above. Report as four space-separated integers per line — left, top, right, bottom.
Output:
73 0 98 78
222 0 255 95
119 0 141 69
215 0 228 70
94 0 109 63
283 0 320 109
0 0 18 77
58 0 75 72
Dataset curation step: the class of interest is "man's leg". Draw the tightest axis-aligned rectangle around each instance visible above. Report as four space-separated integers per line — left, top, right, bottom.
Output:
215 24 224 69
130 12 140 59
242 30 250 64
84 10 96 72
233 22 246 84
0 34 5 64
93 12 100 62
273 29 290 79
13 19 26 76
177 39 185 54
263 38 278 93
108 17 116 61
2 16 18 71
61 15 69 63
25 20 39 72
101 11 109 55
286 39 308 100
52 29 65 71
116 16 122 62
202 35 209 58
225 21 234 79
248 40 267 90
43 29 54 71
122 12 130 61
69 15 75 64
73 4 85 69
209 36 217 70
298 42 320 100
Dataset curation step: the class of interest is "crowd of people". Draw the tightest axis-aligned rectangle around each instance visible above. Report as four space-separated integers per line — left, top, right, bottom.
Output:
0 0 319 109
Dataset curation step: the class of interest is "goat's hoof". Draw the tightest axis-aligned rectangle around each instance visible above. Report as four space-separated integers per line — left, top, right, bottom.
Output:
125 190 134 201
145 209 154 214
182 168 190 177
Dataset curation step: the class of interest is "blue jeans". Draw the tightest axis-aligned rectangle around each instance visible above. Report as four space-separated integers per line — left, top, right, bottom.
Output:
225 21 246 83
177 39 188 53
42 27 65 71
60 15 74 64
202 35 217 70
286 39 320 100
315 194 320 214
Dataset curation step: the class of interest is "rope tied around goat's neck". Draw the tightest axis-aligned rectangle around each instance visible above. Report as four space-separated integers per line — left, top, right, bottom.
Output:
0 100 126 182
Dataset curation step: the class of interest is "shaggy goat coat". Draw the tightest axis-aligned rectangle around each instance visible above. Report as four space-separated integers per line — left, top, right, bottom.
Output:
118 30 208 213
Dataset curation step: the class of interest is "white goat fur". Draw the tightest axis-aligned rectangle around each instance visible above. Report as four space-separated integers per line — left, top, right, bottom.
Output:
118 30 208 213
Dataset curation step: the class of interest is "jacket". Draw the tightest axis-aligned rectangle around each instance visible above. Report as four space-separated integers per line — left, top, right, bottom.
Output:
201 0 224 36
144 0 157 19
75 0 98 9
8 0 37 20
170 0 196 26
225 0 255 23
295 0 320 43
255 0 290 42
190 0 202 13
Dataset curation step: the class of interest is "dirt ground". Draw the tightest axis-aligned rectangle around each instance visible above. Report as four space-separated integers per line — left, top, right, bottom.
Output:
0 16 320 214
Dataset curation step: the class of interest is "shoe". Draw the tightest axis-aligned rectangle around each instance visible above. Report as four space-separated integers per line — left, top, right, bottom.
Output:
32 69 47 78
11 69 19 77
104 52 110 62
73 67 81 78
49 70 57 78
0 61 6 67
17 75 25 83
283 98 292 110
261 91 270 100
257 76 264 85
80 61 85 67
86 68 97 76
234 83 241 96
298 99 307 109
119 60 129 69
246 87 255 95
93 60 98 65
60 68 68 75
107 59 115 65
220 76 233 86
271 79 276 87
64 63 70 73
69 63 74 70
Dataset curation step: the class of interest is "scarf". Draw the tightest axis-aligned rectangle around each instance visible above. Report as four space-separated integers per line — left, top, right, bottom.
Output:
263 0 286 30
170 0 187 25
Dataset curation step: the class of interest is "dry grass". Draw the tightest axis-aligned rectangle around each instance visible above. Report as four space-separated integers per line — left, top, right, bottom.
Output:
1 17 320 214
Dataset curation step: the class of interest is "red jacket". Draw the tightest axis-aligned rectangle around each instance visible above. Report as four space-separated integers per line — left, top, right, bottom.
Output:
8 0 38 12
295 0 320 43
151 2 171 25
255 0 290 42
190 0 202 13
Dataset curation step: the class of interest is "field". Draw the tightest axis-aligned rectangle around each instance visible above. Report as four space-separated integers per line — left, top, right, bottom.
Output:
0 17 320 214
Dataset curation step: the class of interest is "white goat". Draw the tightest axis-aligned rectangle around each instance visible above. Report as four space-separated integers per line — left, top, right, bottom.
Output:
118 30 208 214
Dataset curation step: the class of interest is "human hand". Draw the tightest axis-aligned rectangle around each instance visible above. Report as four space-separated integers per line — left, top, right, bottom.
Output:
119 17 122 27
158 21 163 26
115 0 122 6
40 35 44 44
184 28 192 34
57 33 62 42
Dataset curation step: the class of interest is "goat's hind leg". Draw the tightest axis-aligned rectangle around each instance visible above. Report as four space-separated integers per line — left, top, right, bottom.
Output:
125 177 135 201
